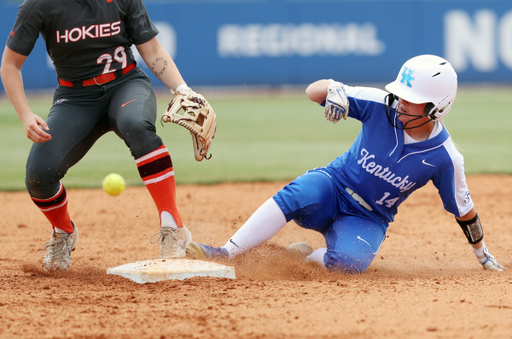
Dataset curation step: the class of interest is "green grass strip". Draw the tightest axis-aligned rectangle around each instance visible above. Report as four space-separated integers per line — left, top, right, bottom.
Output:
1 86 511 191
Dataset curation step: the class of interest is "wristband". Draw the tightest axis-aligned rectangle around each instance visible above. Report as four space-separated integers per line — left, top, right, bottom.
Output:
456 213 484 244
173 83 190 95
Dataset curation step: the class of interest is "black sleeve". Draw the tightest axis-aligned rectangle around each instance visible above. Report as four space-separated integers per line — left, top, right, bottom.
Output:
6 0 44 56
124 0 159 45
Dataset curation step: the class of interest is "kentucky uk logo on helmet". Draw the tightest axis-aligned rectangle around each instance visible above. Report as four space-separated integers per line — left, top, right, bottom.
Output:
400 67 415 88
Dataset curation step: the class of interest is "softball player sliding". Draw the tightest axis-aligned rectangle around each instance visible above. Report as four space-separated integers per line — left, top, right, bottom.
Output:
0 0 204 270
187 55 506 274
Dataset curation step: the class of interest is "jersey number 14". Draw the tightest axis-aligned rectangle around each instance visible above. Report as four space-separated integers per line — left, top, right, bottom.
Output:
375 192 399 208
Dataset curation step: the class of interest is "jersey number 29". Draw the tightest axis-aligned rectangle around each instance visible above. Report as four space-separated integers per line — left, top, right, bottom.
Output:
97 46 127 74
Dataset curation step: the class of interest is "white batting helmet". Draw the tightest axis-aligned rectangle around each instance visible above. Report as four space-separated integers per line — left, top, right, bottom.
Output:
385 54 458 120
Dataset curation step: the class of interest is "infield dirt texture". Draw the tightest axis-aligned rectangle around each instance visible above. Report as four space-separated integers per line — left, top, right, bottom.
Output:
1 174 511 338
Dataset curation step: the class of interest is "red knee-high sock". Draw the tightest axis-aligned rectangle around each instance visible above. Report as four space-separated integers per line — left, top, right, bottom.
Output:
31 182 74 233
136 145 183 228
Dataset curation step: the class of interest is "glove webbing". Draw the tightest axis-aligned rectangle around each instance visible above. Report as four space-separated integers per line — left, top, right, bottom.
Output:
173 118 205 141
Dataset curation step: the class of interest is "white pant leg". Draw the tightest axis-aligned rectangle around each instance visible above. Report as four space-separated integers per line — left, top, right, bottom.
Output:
224 198 287 257
307 248 327 267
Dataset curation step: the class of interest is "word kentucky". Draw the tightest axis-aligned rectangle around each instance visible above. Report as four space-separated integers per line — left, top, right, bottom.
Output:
358 148 416 192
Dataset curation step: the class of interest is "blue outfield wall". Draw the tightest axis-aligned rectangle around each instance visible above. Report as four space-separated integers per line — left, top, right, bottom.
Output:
0 0 511 90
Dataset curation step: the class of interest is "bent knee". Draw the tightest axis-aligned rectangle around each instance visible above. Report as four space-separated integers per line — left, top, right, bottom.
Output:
117 120 162 158
324 251 373 274
25 167 61 198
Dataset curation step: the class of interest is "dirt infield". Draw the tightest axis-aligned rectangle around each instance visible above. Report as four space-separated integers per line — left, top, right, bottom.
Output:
1 174 511 339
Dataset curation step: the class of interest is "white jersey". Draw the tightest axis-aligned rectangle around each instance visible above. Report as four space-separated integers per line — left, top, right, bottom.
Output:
324 85 474 223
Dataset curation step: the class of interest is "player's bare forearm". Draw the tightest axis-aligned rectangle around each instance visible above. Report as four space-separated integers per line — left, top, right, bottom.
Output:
137 37 186 92
456 208 476 222
1 48 52 143
0 47 32 120
305 79 331 104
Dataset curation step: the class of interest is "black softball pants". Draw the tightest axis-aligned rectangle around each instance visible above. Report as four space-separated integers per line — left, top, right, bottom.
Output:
25 67 163 199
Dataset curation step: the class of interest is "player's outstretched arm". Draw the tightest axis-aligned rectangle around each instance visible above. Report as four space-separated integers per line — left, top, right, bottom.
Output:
136 37 187 93
0 46 51 143
139 38 216 161
456 209 507 271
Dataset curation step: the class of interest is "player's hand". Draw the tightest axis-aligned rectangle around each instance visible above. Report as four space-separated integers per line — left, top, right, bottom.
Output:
324 81 349 123
21 113 52 143
473 244 507 271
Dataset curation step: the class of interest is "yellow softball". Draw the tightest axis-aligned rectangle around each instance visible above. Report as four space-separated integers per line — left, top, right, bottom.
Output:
102 173 126 196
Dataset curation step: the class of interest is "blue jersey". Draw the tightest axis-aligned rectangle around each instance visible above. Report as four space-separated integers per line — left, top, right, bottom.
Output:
324 85 474 223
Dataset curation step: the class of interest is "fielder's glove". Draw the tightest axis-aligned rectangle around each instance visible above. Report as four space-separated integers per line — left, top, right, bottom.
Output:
325 81 349 123
473 242 507 271
163 86 217 161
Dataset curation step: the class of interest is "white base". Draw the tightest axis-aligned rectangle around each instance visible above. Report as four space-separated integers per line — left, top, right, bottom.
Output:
107 258 236 284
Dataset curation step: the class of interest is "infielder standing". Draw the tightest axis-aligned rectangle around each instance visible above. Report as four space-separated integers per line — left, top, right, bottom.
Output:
0 0 202 269
187 55 506 273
